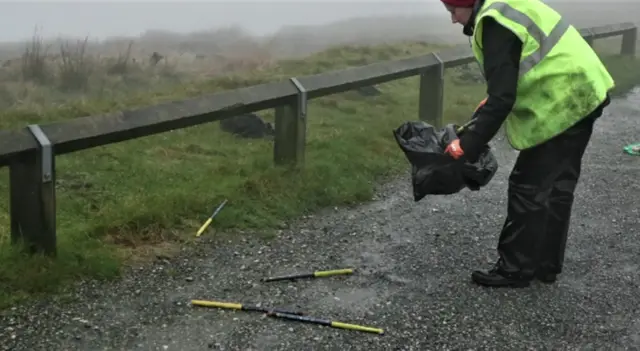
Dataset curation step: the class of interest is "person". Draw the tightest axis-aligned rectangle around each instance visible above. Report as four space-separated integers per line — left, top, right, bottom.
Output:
440 0 614 288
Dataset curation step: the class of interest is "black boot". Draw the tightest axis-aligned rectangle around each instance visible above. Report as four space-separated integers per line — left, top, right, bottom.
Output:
471 261 533 288
535 269 558 284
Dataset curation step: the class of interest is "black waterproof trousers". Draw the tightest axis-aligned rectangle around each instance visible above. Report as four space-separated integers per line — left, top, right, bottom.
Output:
497 99 609 277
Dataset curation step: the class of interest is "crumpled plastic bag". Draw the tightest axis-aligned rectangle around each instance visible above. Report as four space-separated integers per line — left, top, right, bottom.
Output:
393 121 498 201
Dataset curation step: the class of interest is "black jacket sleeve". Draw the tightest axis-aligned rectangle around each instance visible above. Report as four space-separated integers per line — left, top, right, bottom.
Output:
459 17 522 162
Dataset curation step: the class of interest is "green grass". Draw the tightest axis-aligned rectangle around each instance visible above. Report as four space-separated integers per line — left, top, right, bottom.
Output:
0 41 639 310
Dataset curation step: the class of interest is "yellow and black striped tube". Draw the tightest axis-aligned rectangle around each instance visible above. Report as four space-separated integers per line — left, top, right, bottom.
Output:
456 119 476 134
456 98 486 135
191 299 304 316
261 268 354 282
266 311 384 335
195 199 228 237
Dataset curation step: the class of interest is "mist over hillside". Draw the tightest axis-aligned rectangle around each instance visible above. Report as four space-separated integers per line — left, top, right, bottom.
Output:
0 1 638 63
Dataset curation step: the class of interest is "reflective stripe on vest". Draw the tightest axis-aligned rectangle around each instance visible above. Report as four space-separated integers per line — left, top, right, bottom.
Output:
478 2 570 77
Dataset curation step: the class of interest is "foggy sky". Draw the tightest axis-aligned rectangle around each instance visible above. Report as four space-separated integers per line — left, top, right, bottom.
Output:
1 1 440 42
2 1 638 43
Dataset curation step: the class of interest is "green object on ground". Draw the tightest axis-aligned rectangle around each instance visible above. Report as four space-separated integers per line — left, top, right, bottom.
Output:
623 143 640 156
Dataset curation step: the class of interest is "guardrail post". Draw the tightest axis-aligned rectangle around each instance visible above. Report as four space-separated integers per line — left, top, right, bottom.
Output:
9 125 57 256
621 27 637 56
274 77 307 166
419 53 444 128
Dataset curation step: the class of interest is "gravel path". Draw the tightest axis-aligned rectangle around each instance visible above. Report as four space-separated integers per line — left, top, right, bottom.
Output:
2 89 640 351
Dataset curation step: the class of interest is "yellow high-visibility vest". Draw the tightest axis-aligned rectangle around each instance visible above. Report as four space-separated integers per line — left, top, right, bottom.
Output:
471 0 615 150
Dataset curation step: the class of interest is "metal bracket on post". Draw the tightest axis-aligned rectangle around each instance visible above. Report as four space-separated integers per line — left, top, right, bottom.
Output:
432 53 445 128
11 123 57 255
290 77 307 120
274 77 308 166
621 27 637 56
583 29 595 47
433 53 444 76
27 124 53 183
418 53 445 128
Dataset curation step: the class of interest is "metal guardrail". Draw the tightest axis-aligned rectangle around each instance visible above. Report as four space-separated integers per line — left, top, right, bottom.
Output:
1 22 636 255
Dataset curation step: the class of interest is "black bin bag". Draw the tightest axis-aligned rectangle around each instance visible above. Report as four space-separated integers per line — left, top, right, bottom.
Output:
393 121 498 202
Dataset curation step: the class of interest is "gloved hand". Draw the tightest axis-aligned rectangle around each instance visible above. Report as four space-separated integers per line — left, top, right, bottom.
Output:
444 139 464 160
446 97 486 160
445 97 486 160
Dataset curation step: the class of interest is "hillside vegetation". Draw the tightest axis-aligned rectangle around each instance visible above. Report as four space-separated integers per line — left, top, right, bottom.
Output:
1 12 640 309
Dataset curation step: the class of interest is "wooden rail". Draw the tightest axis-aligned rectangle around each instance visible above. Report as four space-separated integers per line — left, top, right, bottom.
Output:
0 22 636 255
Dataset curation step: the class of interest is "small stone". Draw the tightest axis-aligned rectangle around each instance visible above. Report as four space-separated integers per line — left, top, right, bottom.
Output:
185 277 194 282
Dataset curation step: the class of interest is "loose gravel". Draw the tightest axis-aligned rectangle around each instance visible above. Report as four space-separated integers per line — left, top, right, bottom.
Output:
2 89 640 351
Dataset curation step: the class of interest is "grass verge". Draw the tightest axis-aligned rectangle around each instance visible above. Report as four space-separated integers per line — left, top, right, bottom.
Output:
0 43 639 310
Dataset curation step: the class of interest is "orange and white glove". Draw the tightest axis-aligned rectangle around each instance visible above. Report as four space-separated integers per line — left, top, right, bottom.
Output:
444 139 464 160
476 97 488 111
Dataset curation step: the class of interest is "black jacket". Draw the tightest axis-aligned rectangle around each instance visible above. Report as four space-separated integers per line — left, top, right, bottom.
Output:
459 10 521 162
